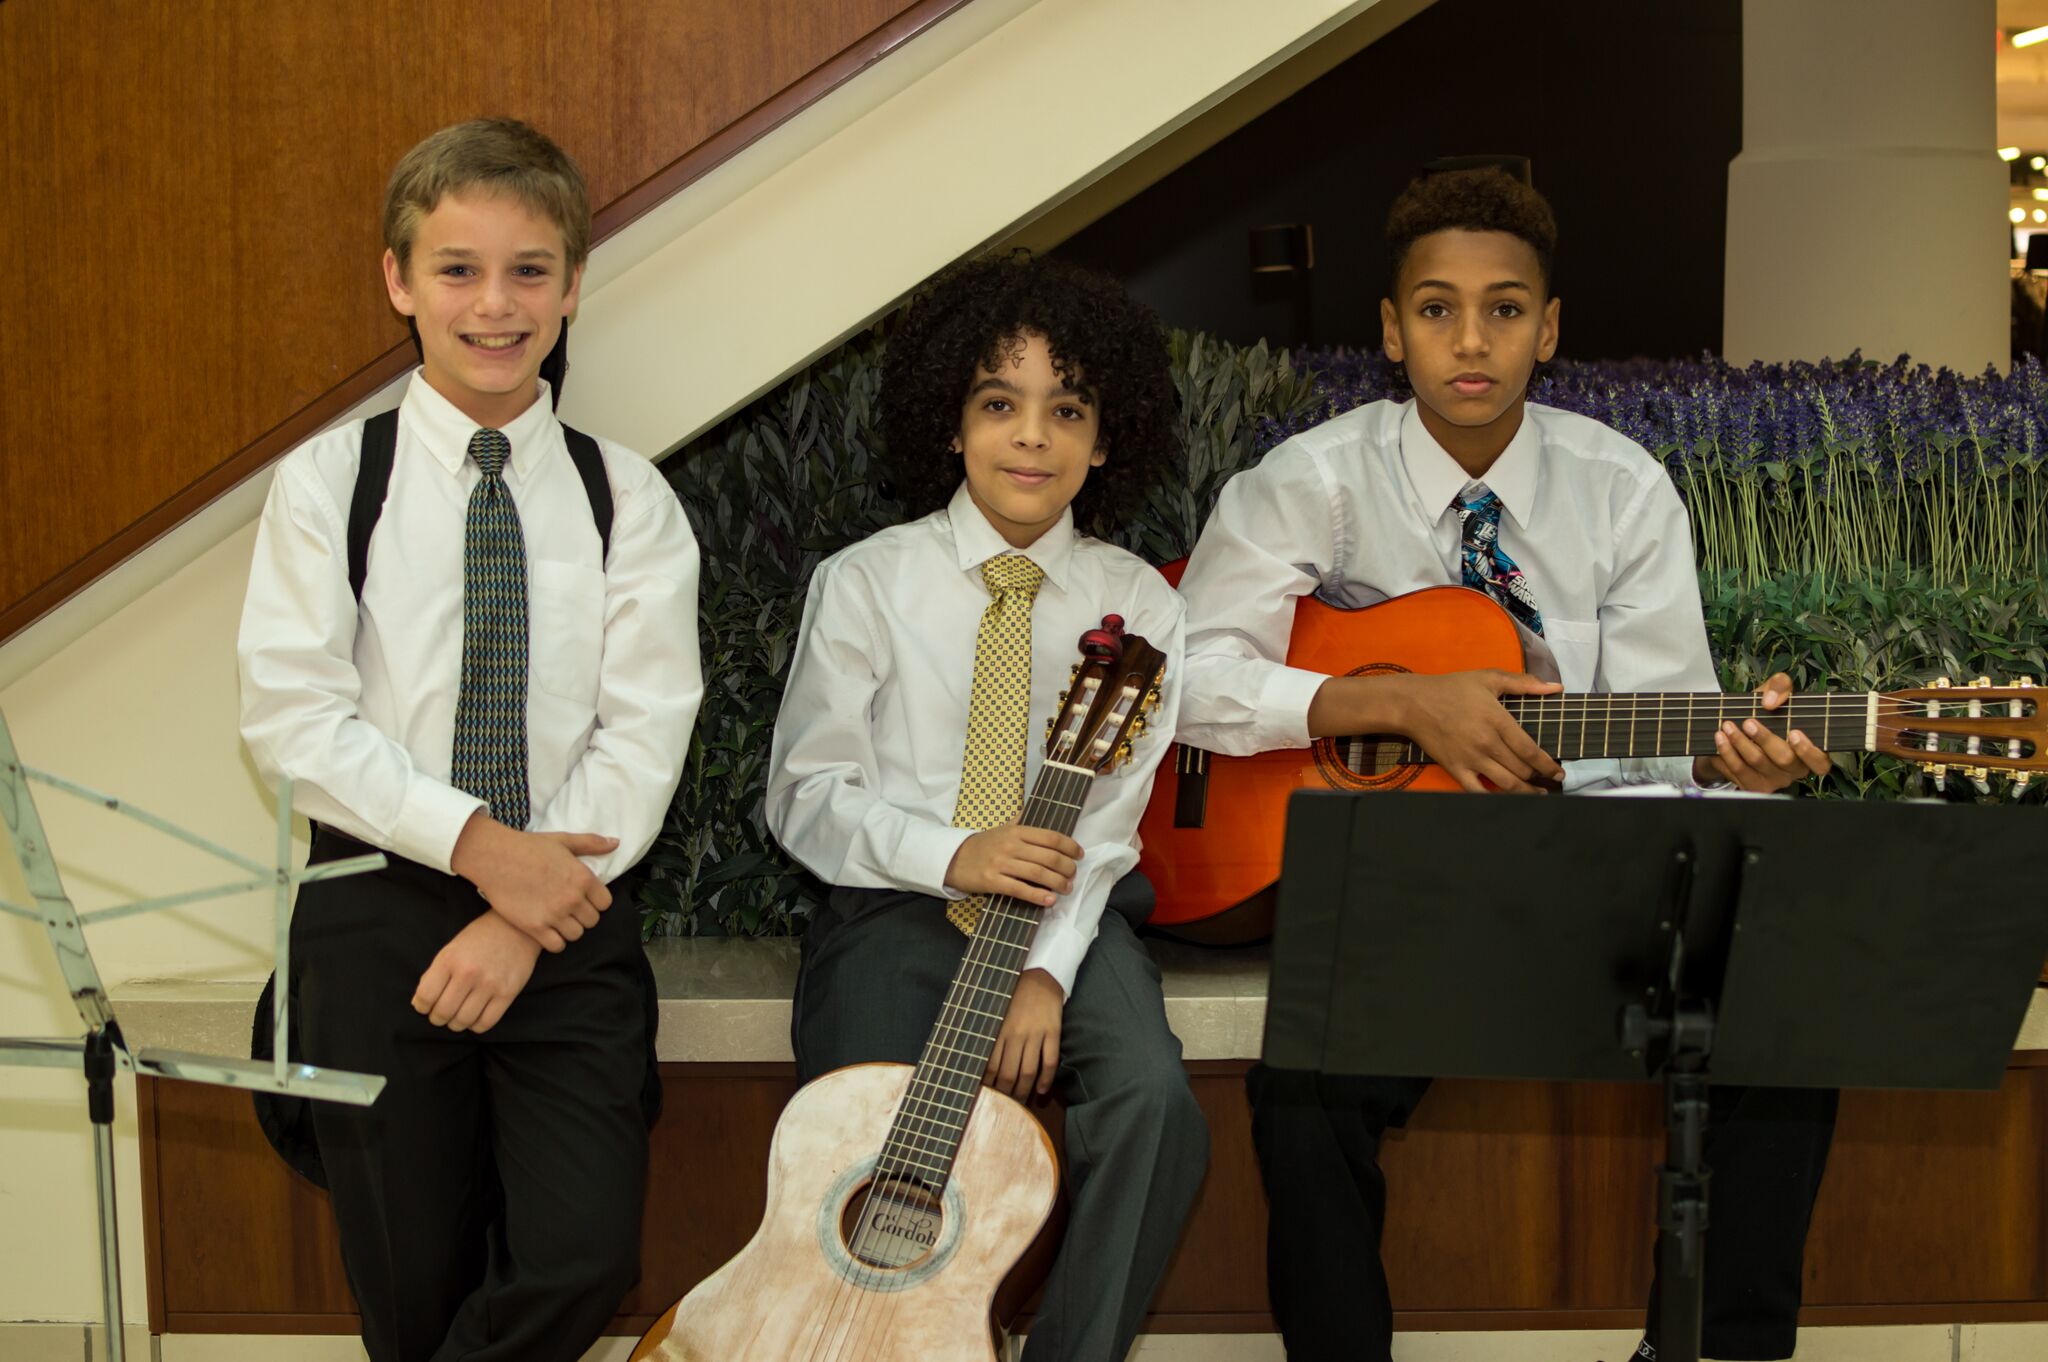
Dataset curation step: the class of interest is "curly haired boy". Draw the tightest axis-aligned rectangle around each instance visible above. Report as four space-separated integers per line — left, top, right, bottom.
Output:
766 252 1208 1361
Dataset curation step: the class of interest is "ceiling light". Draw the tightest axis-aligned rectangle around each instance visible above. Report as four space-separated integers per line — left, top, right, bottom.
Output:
2016 25 2048 47
2034 156 2047 170
2034 188 2048 201
2001 146 2023 160
2035 210 2046 224
2013 207 2029 223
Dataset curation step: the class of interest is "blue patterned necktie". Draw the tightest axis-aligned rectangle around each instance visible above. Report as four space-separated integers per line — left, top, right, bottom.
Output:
1455 482 1544 637
451 427 531 828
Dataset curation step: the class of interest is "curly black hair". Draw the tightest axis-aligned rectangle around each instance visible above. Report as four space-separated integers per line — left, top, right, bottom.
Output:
878 251 1180 535
1385 167 1558 297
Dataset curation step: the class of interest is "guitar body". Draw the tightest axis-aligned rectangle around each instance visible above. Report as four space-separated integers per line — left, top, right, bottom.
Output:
1139 586 1525 933
633 1063 1059 1362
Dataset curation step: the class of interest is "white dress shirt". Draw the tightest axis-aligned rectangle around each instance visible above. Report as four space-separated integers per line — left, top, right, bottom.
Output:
765 483 1185 997
1178 398 1713 791
238 371 703 882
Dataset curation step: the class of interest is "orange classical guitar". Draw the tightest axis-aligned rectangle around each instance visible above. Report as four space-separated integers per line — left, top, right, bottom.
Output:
1138 581 2044 940
633 619 1166 1362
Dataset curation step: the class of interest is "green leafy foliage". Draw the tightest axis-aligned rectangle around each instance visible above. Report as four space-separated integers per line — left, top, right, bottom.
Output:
1703 570 2047 805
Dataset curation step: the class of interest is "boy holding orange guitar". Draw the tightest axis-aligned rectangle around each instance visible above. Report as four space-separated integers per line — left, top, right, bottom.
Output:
1175 168 1836 1362
766 253 1207 1360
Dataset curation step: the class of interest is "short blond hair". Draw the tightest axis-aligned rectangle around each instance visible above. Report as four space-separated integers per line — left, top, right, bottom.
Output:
383 118 591 277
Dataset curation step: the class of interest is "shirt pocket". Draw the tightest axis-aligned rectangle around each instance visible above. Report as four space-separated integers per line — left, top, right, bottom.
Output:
527 559 607 706
1541 617 1602 691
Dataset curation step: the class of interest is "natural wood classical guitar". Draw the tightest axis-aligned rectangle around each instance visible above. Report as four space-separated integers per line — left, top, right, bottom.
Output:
1138 582 2044 939
633 618 1167 1362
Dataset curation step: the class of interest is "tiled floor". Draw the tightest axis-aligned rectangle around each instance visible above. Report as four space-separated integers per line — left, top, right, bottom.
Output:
1 1321 2033 1360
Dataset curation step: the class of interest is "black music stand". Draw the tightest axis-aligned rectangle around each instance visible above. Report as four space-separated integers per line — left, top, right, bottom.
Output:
1262 790 2048 1362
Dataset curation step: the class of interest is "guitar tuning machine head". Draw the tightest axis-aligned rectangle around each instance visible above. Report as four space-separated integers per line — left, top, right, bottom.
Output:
1114 740 1135 765
2018 675 2037 689
1971 676 1992 689
1932 676 1953 688
1926 761 1948 793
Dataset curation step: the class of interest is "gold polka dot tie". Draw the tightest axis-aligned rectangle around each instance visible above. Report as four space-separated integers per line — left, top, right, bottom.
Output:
946 553 1045 935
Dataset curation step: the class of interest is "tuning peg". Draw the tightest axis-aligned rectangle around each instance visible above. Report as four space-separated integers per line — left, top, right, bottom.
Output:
1143 685 1163 710
1114 740 1134 766
1932 676 1952 688
1044 716 1056 743
1926 761 1948 793
1971 676 1992 688
1069 662 1082 679
2014 772 2033 795
2019 676 2037 689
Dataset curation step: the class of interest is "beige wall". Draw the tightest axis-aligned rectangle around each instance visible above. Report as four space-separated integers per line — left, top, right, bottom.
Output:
0 0 1387 1325
1725 0 2006 372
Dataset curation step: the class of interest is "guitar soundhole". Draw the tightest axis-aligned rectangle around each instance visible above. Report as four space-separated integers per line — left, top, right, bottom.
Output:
840 1174 945 1271
1311 664 1422 791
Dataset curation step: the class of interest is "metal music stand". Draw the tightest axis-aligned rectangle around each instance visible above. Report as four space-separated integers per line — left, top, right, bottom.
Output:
1263 790 2048 1362
0 708 386 1362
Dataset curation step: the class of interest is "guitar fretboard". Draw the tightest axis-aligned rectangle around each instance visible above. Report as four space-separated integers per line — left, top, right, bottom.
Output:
875 759 1095 1194
1363 692 1878 766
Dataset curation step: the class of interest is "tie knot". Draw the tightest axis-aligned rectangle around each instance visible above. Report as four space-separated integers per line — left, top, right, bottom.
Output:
1456 482 1502 526
469 428 511 479
980 553 1045 600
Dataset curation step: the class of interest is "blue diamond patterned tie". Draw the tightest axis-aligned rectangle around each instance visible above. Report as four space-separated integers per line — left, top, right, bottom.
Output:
451 428 531 828
1455 482 1544 637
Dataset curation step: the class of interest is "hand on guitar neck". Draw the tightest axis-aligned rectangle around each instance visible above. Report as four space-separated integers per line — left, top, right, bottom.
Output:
1308 668 1566 793
1692 672 1835 791
1308 668 1833 794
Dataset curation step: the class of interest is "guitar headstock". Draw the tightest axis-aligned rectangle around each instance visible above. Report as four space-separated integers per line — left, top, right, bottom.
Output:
1045 614 1167 774
1873 676 2042 791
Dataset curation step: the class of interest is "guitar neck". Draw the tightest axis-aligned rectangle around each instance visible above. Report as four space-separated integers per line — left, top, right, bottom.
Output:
876 759 1097 1193
1382 691 1879 766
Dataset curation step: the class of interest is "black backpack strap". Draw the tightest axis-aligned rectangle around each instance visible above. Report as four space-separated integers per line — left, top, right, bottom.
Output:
349 410 400 602
562 424 614 562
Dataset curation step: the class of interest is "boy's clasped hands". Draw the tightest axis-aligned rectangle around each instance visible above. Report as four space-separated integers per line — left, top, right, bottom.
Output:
410 814 620 1034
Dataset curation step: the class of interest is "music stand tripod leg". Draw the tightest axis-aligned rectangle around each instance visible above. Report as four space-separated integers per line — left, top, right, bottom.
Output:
84 1027 127 1362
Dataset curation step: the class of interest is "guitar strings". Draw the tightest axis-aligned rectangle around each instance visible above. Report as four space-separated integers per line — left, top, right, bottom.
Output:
1324 695 2035 771
807 761 1092 1362
835 764 1091 1362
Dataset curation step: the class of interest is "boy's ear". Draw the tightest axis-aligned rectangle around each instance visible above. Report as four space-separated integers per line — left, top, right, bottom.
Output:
382 249 417 318
1379 297 1403 362
1089 443 1108 469
562 261 585 318
1537 295 1561 363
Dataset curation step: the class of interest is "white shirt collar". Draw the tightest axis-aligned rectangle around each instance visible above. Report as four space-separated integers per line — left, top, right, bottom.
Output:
943 480 1076 593
1398 398 1541 530
399 369 557 479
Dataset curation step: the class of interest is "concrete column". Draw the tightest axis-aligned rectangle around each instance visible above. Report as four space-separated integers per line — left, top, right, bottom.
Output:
1725 0 2006 371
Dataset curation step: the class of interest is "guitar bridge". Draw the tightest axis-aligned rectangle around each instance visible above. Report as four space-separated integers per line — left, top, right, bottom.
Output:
1173 745 1210 828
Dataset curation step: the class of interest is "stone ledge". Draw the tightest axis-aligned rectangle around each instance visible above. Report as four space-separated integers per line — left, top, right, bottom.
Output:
106 938 2048 1067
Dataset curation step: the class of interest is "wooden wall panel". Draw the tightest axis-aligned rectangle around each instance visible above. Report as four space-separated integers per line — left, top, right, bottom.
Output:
0 0 959 641
138 1060 2048 1335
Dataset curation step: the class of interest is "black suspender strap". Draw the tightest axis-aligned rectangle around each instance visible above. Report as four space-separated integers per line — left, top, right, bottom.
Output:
563 426 614 562
349 411 613 602
348 410 399 603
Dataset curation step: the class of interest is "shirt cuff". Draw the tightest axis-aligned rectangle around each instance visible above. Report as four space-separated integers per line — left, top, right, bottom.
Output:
389 779 488 874
1022 916 1095 999
895 820 976 901
1254 665 1329 751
